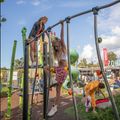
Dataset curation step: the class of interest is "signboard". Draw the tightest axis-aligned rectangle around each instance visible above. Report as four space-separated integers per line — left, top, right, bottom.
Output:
103 48 109 66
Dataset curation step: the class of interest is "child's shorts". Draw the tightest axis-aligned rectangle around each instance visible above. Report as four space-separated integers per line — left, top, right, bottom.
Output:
55 67 68 84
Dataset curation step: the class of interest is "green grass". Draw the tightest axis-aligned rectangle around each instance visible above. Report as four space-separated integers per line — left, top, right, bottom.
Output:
1 86 8 98
1 86 8 92
65 95 120 120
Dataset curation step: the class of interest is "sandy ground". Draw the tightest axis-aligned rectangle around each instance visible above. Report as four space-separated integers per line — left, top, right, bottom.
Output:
0 88 76 120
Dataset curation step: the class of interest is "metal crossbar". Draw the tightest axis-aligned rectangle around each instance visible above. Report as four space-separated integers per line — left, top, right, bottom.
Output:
23 1 120 120
26 0 120 45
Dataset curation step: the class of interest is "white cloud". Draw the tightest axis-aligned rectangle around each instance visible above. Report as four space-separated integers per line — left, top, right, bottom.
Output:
115 49 120 58
100 34 120 49
112 26 120 35
16 0 26 5
31 0 41 6
98 4 120 50
80 44 94 60
98 4 120 31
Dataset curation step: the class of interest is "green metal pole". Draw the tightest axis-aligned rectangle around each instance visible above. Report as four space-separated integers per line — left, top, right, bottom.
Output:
21 27 30 120
6 40 17 118
21 27 27 53
19 27 27 108
19 74 24 108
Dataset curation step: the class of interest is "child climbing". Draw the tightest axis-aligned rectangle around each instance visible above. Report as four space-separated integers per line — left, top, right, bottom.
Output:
29 16 48 65
33 74 40 103
44 21 68 117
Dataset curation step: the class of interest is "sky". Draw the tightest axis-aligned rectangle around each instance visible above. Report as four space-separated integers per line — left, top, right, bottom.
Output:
1 0 120 68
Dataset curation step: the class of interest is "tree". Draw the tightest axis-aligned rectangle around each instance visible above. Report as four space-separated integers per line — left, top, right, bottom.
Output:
0 0 4 3
78 58 87 67
1 67 8 70
1 69 8 82
108 51 117 61
81 58 87 66
87 61 93 67
14 57 24 69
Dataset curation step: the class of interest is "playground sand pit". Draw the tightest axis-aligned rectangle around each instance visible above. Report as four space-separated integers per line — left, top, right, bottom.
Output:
0 89 76 120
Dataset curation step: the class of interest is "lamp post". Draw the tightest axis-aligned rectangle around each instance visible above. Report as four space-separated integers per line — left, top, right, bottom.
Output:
0 16 7 27
0 16 6 43
1 17 6 22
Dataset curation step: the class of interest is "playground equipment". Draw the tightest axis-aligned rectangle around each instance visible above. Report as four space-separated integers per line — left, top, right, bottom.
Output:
6 40 17 118
96 98 111 109
62 71 80 94
62 76 70 90
71 68 80 81
19 27 27 108
93 5 119 120
98 37 102 43
70 49 79 65
22 0 120 120
63 50 80 92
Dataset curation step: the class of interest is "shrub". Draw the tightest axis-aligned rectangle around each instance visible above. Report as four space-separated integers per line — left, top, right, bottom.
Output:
1 87 8 98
